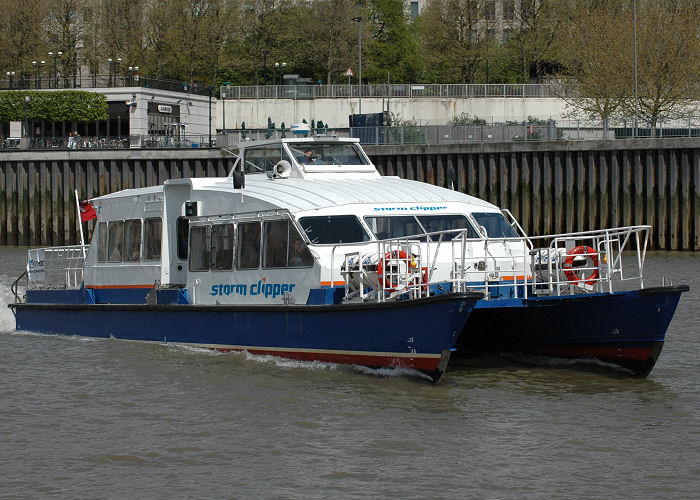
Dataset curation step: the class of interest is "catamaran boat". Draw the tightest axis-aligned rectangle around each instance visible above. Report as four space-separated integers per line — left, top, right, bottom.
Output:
10 137 687 379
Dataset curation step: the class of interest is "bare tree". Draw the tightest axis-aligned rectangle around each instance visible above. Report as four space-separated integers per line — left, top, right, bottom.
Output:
508 0 563 83
624 0 700 124
305 0 359 85
556 1 630 120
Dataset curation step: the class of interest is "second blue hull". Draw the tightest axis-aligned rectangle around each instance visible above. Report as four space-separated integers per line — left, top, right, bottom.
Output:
454 286 688 376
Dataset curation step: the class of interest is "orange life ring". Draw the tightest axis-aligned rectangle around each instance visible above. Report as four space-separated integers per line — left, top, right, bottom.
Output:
563 245 599 286
376 250 413 291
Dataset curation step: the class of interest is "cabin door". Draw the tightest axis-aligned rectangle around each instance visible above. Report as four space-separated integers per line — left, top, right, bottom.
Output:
161 182 192 286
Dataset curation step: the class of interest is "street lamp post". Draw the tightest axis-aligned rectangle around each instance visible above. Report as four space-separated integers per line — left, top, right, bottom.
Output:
263 50 269 85
24 95 30 138
6 71 14 90
633 0 639 138
49 51 62 88
352 16 362 114
32 60 46 89
108 57 122 87
208 87 213 147
274 62 287 86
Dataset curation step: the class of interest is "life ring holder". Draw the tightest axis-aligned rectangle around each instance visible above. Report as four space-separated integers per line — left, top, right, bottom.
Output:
376 250 412 292
563 245 599 286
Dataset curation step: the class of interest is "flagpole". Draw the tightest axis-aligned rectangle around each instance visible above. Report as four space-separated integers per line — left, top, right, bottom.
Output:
74 189 86 255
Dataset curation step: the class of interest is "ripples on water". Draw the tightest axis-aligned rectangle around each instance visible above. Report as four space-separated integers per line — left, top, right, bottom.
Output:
0 248 698 498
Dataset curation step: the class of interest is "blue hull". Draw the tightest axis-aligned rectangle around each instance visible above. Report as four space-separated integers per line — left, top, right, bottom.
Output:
455 286 688 376
10 293 480 382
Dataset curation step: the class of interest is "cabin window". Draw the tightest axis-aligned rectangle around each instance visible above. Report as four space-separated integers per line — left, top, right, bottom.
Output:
364 215 480 241
124 219 142 262
364 216 427 241
237 222 261 269
177 217 189 260
189 226 210 271
298 215 370 244
211 223 234 271
107 220 125 262
144 217 162 261
244 146 285 174
287 143 369 166
471 212 519 238
416 215 480 240
97 222 108 262
263 219 314 268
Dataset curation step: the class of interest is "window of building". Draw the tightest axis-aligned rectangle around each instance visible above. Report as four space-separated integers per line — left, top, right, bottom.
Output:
484 1 496 20
410 1 419 18
503 0 515 20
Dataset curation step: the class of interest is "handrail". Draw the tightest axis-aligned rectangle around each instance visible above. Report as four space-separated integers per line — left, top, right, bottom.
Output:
11 270 27 303
329 224 651 302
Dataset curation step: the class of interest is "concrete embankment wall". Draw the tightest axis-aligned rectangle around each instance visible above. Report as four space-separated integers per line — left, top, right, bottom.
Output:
1 138 699 250
222 97 567 129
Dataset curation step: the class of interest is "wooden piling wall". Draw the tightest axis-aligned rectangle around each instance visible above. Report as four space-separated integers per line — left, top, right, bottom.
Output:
0 150 233 248
1 138 699 250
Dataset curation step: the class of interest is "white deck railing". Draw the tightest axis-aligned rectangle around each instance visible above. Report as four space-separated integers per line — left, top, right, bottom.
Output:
333 225 651 302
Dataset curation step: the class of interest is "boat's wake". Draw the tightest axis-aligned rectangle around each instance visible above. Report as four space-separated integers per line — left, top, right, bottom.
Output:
0 277 22 331
500 351 635 375
163 343 431 380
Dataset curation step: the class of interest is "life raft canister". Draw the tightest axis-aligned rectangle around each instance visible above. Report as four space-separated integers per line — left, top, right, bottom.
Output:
376 250 415 292
562 245 599 286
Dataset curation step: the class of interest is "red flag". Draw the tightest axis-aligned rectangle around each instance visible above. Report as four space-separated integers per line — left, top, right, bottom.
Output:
79 200 97 221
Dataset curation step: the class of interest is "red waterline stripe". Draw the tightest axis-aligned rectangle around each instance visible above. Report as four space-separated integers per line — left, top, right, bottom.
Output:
529 345 653 362
209 347 442 371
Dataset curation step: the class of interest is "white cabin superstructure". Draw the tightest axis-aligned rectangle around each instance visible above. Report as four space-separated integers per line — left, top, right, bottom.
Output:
80 137 518 305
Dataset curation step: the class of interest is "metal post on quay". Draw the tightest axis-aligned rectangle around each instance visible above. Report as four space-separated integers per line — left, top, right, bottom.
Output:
32 60 45 89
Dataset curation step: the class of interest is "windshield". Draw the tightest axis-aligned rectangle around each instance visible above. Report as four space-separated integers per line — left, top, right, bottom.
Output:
298 215 371 244
287 143 369 166
364 215 479 241
471 212 519 238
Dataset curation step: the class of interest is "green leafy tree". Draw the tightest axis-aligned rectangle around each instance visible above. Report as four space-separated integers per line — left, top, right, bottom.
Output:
0 0 49 83
365 0 423 83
